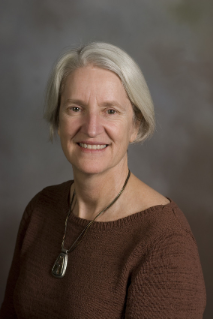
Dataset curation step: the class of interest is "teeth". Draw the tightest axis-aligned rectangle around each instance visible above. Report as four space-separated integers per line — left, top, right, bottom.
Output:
79 143 107 150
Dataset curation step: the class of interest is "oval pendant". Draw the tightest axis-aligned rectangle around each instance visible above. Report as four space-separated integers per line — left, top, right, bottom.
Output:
52 249 68 278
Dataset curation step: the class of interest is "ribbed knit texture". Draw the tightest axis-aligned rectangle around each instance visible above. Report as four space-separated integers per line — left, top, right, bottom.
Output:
0 181 206 318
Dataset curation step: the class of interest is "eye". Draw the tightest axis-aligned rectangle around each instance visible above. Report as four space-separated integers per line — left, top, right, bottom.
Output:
70 106 81 112
107 109 116 115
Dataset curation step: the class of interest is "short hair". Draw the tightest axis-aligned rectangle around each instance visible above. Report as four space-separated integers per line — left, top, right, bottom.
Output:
44 42 155 143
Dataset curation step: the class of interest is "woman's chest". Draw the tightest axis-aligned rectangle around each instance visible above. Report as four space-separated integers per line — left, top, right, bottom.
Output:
13 217 141 319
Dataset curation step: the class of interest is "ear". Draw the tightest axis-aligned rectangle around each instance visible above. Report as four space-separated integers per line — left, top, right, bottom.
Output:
57 103 61 137
57 112 61 137
129 118 140 143
57 125 61 137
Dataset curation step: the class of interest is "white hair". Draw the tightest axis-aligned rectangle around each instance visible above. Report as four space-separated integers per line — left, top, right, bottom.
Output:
44 42 155 142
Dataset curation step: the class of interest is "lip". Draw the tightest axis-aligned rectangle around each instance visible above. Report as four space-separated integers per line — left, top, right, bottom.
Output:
77 141 109 145
77 142 109 152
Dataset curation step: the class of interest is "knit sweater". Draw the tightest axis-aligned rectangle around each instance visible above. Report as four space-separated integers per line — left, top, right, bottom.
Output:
0 181 206 319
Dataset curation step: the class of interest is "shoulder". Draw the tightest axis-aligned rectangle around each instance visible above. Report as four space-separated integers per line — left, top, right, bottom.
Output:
38 180 73 199
127 175 196 242
23 180 73 220
126 203 206 318
127 174 170 217
132 198 195 246
124 175 194 236
149 199 193 235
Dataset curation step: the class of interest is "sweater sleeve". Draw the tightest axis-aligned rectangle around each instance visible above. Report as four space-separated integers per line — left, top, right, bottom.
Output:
124 231 206 319
0 196 38 318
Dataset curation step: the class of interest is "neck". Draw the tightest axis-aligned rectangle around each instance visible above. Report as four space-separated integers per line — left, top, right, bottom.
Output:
71 162 130 220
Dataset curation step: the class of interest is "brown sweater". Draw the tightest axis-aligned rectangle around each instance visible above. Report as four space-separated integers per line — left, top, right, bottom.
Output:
0 181 206 318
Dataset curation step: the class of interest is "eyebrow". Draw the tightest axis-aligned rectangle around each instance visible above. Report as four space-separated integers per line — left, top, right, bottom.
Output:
62 99 124 109
62 99 86 107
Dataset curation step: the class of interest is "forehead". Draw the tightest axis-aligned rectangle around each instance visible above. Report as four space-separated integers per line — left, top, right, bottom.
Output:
61 66 129 102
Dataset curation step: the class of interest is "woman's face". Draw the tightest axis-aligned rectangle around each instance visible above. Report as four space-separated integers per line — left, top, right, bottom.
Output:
58 65 139 175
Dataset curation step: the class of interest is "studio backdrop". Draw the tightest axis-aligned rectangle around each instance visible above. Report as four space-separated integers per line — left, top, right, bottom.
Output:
0 1 212 318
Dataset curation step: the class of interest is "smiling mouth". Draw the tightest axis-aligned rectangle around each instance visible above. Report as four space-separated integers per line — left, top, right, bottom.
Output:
78 143 108 150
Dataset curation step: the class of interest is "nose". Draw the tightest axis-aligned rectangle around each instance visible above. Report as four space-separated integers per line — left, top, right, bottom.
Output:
81 110 103 138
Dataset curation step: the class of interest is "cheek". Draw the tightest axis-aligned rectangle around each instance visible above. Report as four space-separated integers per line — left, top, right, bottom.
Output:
58 117 80 138
108 120 132 146
104 121 124 142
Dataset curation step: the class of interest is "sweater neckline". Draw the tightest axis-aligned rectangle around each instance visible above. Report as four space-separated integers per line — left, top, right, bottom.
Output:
64 180 177 230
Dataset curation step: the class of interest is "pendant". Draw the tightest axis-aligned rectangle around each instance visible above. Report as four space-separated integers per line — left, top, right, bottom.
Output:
52 249 68 278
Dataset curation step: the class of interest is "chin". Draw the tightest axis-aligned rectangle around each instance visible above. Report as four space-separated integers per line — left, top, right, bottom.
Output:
71 160 114 176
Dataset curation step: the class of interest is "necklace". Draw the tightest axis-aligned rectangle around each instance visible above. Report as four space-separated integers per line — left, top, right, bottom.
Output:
51 169 131 278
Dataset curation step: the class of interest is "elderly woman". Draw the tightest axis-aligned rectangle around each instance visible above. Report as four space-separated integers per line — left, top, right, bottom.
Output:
0 43 206 318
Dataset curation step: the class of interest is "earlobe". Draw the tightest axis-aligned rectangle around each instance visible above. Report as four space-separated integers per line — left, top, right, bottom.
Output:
129 131 137 143
130 133 137 143
130 120 140 143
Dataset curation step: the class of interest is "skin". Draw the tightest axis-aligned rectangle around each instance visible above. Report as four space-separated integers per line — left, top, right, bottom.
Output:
58 65 169 221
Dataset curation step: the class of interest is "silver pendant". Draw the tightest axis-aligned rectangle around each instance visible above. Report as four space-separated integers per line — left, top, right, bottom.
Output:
52 249 68 278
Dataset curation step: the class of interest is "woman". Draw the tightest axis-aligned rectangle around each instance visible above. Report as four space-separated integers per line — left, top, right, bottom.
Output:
0 42 206 318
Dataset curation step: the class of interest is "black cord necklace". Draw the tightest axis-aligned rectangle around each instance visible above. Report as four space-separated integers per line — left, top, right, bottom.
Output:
52 169 131 278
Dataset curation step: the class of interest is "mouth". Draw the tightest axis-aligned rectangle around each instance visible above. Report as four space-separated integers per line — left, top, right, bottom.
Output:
78 143 108 150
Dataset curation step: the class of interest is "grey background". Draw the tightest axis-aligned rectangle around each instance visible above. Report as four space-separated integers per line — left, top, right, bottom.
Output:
0 0 212 317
